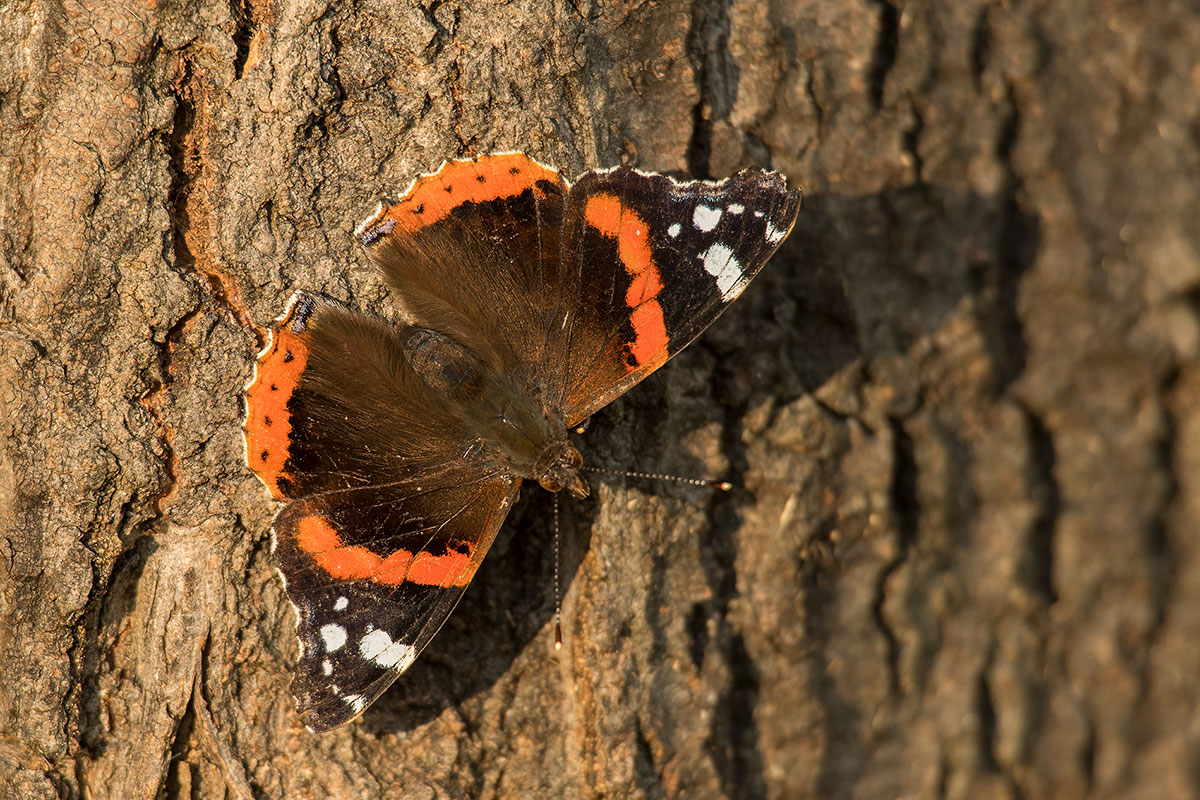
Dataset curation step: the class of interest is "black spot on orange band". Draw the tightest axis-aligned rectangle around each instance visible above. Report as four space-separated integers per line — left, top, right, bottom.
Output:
359 153 565 239
244 300 313 499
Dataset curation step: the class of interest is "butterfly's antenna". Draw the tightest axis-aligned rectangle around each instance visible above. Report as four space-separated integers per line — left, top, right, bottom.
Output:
551 470 729 652
582 465 733 492
553 492 563 650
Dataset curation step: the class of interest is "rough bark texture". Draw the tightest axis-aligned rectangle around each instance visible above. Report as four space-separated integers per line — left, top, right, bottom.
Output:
2 0 1199 797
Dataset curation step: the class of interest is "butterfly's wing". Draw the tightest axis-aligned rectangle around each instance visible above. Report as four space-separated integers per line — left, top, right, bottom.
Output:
356 154 799 425
551 166 801 424
355 152 571 391
244 294 519 731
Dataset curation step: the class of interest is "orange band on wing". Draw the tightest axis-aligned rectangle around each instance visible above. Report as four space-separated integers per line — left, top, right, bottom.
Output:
296 516 474 587
583 194 669 372
359 153 564 239
316 545 380 581
628 303 667 368
244 305 311 499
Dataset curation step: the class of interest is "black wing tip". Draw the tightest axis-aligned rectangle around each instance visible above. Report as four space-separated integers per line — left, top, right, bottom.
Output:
293 683 372 733
731 165 801 199
574 164 802 232
578 161 799 190
301 712 353 734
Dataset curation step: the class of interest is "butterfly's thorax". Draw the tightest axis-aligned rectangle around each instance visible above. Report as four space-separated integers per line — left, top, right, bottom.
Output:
401 324 588 497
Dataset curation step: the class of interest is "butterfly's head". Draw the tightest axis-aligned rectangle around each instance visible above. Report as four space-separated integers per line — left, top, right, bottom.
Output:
537 443 589 499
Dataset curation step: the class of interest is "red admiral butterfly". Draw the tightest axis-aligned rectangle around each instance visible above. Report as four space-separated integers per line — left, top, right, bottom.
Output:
243 153 800 731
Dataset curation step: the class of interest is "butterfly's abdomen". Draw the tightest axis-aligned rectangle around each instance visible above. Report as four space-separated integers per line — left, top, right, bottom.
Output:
401 326 487 402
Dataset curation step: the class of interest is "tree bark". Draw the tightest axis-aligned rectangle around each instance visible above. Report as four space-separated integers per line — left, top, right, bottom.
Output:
3 0 1198 797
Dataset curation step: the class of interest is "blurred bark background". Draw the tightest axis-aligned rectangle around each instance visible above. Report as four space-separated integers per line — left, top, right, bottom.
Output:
3 0 1199 797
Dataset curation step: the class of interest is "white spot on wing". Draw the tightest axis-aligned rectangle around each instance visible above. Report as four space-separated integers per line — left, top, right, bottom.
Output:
693 205 722 232
728 203 745 215
322 659 333 676
753 210 764 218
698 243 748 301
359 629 418 670
343 694 367 714
668 223 681 238
320 624 347 652
764 221 786 244
334 596 349 612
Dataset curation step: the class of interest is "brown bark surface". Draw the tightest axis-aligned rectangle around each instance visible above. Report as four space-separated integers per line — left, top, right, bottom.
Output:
3 0 1199 797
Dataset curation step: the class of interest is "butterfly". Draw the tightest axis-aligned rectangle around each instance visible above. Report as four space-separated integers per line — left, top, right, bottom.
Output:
243 152 800 730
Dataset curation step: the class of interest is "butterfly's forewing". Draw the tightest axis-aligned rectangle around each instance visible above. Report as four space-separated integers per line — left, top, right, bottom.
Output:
244 294 518 730
552 167 801 424
274 475 517 731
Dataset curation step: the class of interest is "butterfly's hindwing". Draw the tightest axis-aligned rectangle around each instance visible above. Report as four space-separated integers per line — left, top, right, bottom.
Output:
357 153 571 386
